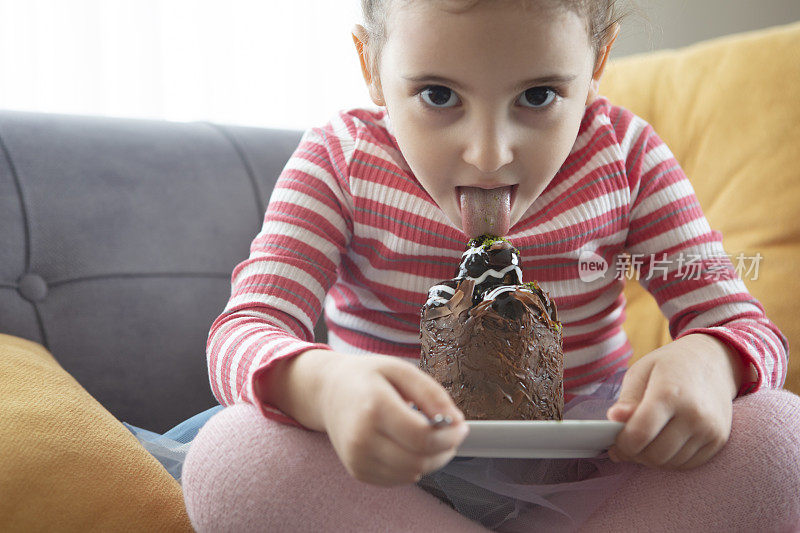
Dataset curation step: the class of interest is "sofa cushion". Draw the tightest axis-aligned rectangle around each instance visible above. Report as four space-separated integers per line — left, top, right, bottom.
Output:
601 21 800 393
0 333 192 531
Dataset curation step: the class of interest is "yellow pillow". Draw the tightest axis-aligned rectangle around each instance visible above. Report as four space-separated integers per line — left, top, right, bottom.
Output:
0 334 193 532
602 22 800 394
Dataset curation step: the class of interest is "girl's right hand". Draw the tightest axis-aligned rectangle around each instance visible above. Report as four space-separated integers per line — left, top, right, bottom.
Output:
318 353 469 487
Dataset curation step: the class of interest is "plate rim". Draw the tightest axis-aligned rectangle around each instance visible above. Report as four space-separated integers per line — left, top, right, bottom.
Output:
465 419 624 426
457 419 624 458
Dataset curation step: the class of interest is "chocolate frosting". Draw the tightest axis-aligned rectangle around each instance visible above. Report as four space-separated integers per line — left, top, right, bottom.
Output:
419 236 564 421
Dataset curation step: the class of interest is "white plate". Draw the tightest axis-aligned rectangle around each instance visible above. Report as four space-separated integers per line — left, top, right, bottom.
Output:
456 420 624 458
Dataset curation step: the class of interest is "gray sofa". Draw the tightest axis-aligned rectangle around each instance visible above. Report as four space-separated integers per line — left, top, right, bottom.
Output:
0 110 326 432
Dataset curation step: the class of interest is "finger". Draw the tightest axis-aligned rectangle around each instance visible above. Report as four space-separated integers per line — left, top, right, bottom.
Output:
376 385 469 456
607 359 654 421
634 417 692 467
382 361 465 423
614 383 675 458
662 436 706 470
377 361 467 454
607 445 626 463
675 439 724 471
355 431 424 486
364 430 460 486
606 402 635 423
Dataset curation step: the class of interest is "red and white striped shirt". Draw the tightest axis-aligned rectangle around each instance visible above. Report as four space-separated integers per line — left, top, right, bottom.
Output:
207 96 788 427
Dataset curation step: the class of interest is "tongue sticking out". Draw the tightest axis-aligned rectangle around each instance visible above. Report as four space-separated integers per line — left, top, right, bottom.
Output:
459 186 512 238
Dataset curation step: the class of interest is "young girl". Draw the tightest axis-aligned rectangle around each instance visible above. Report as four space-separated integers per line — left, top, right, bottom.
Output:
182 1 800 530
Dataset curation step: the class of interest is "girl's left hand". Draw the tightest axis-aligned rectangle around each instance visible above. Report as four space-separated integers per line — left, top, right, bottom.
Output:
606 333 745 470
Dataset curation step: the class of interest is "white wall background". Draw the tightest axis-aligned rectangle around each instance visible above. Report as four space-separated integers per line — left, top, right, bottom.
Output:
0 0 798 131
0 0 368 129
614 0 800 57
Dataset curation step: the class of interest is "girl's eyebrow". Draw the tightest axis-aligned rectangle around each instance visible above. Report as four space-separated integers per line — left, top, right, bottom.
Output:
402 73 578 92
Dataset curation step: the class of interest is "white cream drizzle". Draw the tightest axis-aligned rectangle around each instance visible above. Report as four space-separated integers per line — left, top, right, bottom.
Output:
482 284 532 302
428 284 456 296
467 264 522 286
426 284 456 306
425 242 523 308
457 245 520 284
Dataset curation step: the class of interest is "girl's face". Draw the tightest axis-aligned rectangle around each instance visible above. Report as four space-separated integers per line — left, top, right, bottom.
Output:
357 2 611 235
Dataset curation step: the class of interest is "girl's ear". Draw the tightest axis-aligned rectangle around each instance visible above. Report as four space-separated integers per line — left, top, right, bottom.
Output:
352 24 386 106
586 22 621 105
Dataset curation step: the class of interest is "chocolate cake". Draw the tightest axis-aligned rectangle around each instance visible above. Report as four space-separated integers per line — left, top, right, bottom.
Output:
418 236 564 421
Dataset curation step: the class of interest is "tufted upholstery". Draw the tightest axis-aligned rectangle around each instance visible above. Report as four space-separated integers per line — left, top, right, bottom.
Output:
0 111 306 432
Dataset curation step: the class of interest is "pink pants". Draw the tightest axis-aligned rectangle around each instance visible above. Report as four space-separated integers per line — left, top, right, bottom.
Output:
182 389 800 532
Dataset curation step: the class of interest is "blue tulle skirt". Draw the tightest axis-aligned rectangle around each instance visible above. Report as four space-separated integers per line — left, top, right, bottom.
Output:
123 404 224 483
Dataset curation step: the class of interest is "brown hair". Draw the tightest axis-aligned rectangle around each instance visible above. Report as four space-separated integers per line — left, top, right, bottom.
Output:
360 0 630 74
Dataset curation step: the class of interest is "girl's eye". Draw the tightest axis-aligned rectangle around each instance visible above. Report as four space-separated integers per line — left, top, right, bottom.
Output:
419 86 459 108
518 87 557 108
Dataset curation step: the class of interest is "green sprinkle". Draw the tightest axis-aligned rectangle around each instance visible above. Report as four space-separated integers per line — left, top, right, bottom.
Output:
467 234 519 254
523 281 540 292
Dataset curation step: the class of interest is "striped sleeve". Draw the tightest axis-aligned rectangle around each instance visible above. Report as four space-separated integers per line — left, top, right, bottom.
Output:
206 119 354 427
616 106 788 394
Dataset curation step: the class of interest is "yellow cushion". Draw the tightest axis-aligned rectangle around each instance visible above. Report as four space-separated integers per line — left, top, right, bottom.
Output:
601 22 800 394
0 334 193 532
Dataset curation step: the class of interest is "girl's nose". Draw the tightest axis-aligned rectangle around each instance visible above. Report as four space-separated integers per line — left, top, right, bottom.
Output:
461 122 514 173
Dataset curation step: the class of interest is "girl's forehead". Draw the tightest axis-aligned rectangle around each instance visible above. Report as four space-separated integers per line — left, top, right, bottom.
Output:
382 2 594 82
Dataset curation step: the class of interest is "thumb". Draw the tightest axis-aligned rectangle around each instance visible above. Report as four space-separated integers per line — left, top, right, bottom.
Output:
382 361 465 424
606 359 652 422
